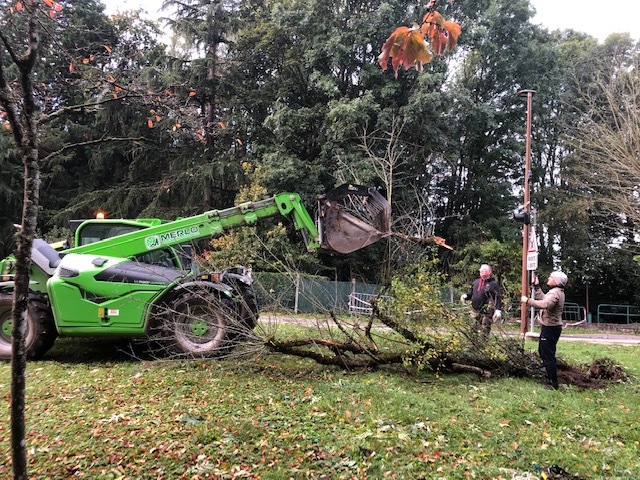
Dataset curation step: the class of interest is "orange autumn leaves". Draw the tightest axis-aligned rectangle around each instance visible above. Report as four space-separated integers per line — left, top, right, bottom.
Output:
42 0 63 18
378 8 461 76
13 0 63 18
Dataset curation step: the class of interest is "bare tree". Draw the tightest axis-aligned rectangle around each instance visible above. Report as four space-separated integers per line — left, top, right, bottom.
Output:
337 116 452 275
0 1 42 477
566 55 640 241
357 117 409 204
1 4 162 476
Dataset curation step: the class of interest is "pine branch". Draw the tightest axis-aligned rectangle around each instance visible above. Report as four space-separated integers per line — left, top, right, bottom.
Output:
41 135 151 163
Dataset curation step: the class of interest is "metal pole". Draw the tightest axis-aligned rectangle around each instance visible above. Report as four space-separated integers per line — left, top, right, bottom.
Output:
294 273 300 314
529 210 536 333
530 270 536 333
517 89 535 335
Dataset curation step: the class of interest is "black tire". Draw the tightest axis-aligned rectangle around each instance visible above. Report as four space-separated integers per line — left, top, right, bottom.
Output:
0 294 57 361
162 291 237 358
238 287 259 330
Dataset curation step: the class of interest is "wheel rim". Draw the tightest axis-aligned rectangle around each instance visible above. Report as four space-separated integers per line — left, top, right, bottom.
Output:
1 317 11 340
0 300 32 357
173 302 227 351
190 318 209 337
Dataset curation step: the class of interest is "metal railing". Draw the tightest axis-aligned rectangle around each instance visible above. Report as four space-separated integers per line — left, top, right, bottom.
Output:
348 292 376 315
348 292 391 315
562 302 587 324
596 304 640 324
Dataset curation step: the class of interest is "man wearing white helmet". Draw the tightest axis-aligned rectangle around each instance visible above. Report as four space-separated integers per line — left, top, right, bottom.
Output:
521 271 568 390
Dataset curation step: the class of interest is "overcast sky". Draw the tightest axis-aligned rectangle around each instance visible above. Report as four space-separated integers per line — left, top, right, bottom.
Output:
530 0 638 41
102 0 639 42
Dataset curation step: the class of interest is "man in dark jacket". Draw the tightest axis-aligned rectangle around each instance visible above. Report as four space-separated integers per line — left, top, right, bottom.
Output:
460 264 503 336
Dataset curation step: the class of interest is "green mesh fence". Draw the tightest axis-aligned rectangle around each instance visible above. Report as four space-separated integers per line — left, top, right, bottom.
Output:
253 272 379 314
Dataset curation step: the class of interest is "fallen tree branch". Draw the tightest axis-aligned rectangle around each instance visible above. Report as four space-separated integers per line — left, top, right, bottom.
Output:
328 311 380 359
451 363 492 377
268 337 369 354
265 337 403 369
372 303 426 346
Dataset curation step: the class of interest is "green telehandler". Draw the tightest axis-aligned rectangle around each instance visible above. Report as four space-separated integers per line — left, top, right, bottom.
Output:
0 184 391 359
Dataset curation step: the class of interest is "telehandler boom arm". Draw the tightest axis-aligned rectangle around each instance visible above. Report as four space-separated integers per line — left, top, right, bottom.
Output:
68 184 391 258
67 193 322 259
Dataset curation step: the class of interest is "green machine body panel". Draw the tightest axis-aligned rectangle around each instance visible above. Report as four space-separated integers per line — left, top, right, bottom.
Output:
47 253 182 336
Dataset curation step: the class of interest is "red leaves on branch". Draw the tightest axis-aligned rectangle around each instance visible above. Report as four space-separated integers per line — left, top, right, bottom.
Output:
10 0 63 17
378 1 461 77
378 25 433 76
42 0 63 18
422 11 461 55
1 111 10 131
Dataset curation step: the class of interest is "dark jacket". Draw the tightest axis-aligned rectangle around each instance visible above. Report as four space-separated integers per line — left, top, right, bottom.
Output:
466 276 503 313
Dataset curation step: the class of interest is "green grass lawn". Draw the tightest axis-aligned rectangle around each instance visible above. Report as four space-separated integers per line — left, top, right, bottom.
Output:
1 337 639 479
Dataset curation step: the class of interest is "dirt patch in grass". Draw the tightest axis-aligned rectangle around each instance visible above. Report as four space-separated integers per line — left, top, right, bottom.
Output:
558 357 631 389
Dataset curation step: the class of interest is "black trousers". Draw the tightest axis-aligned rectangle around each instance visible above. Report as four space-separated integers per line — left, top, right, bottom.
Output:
538 325 562 387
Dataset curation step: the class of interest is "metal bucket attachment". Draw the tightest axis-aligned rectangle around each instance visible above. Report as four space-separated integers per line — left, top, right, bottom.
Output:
317 184 391 254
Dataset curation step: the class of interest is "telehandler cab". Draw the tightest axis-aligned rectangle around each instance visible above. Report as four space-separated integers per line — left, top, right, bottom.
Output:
0 184 390 359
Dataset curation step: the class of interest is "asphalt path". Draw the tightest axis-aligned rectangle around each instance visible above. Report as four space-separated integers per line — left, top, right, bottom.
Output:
526 331 640 345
